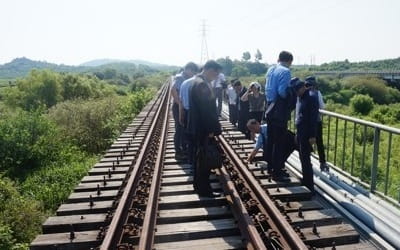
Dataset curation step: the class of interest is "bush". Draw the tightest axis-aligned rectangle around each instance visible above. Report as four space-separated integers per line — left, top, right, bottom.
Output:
0 110 67 177
369 104 400 124
3 70 62 110
343 76 391 104
48 89 154 154
231 65 250 77
0 223 15 250
47 97 123 153
338 89 356 104
3 70 117 111
350 94 374 115
0 178 43 246
21 155 96 211
325 92 345 104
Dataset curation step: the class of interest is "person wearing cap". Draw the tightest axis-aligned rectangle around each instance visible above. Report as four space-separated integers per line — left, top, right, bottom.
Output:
305 76 328 172
226 79 238 125
264 51 293 180
241 82 265 124
171 62 199 160
294 78 319 193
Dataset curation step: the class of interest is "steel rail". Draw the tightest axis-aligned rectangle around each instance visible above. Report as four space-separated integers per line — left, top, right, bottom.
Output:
100 83 169 249
218 134 308 250
137 85 171 249
218 161 269 249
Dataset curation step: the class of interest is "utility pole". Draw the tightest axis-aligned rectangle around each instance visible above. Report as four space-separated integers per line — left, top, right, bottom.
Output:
200 19 209 64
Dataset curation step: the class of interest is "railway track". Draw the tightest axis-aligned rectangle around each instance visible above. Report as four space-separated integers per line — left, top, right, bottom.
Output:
31 81 390 249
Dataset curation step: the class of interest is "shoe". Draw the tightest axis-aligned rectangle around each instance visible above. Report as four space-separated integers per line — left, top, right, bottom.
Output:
272 174 291 182
199 191 222 198
281 171 290 177
175 152 187 160
274 170 290 177
320 163 329 172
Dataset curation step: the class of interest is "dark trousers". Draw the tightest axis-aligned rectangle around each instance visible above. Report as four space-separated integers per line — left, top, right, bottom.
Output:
316 121 326 164
266 124 287 174
183 109 194 163
238 109 250 139
250 111 263 123
262 130 296 164
228 104 238 125
214 87 223 116
297 132 314 192
172 103 184 153
194 138 212 194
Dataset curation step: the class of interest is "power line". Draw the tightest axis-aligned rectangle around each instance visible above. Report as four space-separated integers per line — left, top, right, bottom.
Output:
200 19 209 64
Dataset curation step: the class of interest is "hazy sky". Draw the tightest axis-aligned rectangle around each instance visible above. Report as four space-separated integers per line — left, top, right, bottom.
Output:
1 0 399 66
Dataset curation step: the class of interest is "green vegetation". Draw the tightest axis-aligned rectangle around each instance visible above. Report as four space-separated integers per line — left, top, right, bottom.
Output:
350 94 374 115
0 68 159 248
308 57 400 71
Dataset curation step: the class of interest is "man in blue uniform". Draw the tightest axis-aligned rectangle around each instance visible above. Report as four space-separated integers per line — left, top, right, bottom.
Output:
294 79 319 193
247 119 297 170
246 119 267 163
171 62 198 160
265 51 293 180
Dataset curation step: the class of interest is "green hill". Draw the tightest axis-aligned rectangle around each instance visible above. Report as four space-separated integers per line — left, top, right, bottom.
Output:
0 57 179 79
309 57 400 71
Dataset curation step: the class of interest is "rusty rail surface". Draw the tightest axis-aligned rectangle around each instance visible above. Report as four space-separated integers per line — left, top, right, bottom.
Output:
100 83 170 249
218 135 308 249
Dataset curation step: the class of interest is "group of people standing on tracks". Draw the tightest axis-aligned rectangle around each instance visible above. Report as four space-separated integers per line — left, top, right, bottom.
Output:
171 51 329 197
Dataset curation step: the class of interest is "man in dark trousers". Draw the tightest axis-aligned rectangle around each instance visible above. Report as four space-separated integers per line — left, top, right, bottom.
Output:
171 62 198 160
294 79 319 193
234 80 250 139
305 76 329 172
246 119 296 165
188 60 222 197
265 51 293 180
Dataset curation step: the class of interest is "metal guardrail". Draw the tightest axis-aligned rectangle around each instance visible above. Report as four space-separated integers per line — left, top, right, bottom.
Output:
291 109 400 201
313 71 400 80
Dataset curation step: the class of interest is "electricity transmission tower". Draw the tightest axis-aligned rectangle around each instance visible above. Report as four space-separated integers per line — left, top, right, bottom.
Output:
200 19 209 64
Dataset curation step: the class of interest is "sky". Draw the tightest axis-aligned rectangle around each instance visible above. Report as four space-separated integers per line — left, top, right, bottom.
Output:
0 0 399 66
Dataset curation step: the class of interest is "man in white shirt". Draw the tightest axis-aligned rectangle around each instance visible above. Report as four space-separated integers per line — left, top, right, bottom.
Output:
212 72 226 117
226 79 238 125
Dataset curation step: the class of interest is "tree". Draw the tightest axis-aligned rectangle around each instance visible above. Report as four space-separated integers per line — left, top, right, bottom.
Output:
5 70 62 109
242 52 251 61
350 94 374 115
103 68 117 79
255 49 263 62
231 65 250 77
246 62 267 75
343 76 392 104
216 57 234 76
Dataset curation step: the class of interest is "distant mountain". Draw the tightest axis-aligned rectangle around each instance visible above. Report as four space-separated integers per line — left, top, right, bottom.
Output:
80 58 177 70
0 57 178 79
80 59 125 67
0 57 89 79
